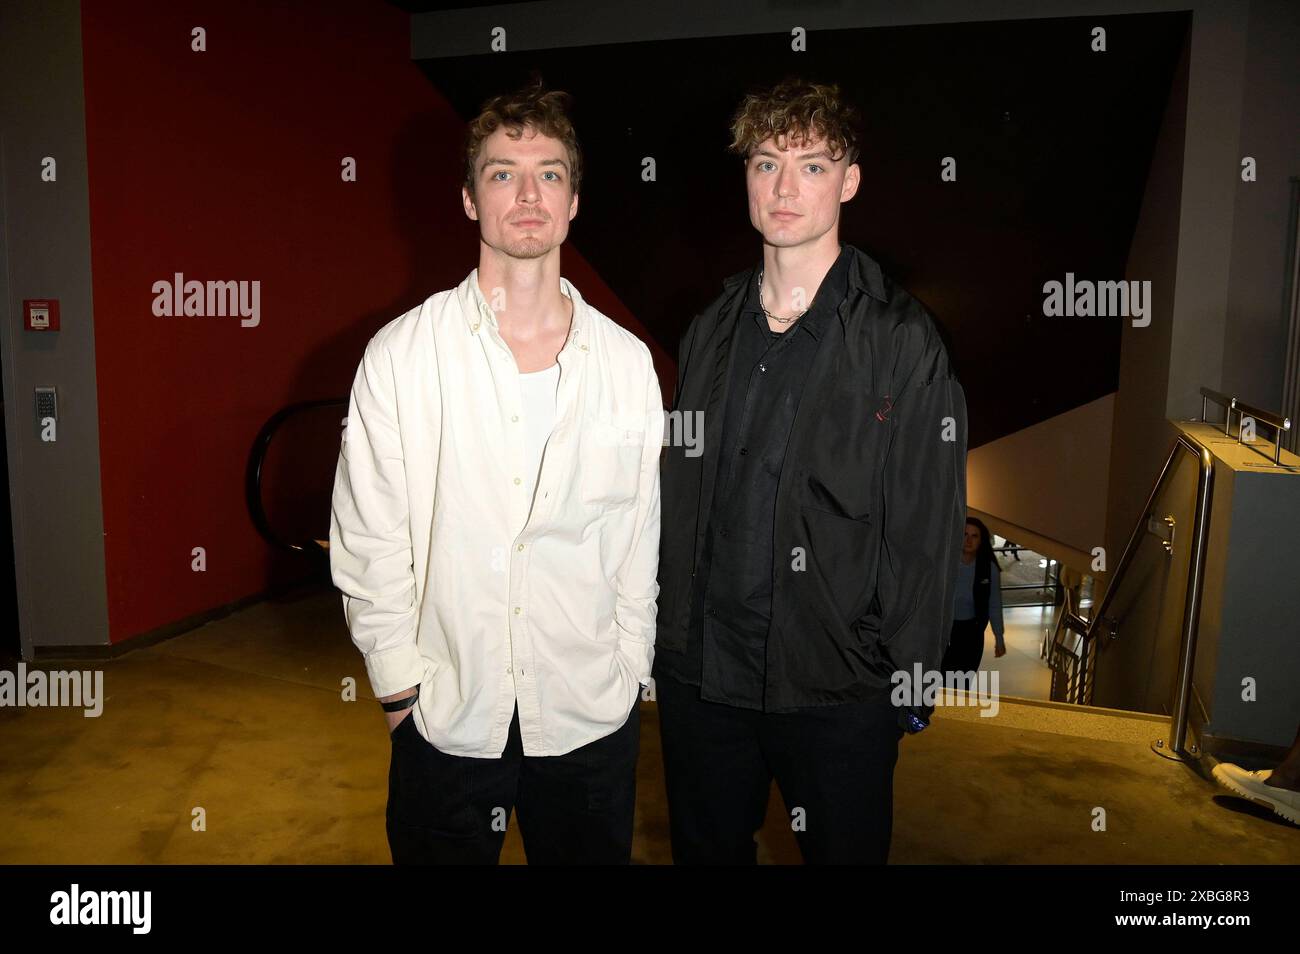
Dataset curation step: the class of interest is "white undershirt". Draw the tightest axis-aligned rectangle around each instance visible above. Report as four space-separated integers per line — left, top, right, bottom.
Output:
517 363 560 514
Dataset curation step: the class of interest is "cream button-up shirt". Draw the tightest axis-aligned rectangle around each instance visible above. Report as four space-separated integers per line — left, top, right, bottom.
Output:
330 269 663 757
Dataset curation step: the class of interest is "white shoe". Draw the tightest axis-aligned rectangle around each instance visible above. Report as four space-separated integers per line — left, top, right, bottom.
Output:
1212 763 1300 825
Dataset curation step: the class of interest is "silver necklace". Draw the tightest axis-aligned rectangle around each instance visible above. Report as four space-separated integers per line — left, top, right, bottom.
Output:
758 269 808 325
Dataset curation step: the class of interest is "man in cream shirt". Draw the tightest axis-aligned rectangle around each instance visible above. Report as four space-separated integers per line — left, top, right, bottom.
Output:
329 83 663 864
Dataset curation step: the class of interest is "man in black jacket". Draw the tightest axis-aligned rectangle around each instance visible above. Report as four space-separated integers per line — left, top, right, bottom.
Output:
653 78 968 864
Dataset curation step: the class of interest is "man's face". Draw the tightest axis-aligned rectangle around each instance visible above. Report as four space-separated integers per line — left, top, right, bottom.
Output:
745 131 859 248
462 124 578 260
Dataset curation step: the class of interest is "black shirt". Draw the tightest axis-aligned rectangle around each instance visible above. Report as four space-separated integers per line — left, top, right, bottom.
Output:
656 245 852 708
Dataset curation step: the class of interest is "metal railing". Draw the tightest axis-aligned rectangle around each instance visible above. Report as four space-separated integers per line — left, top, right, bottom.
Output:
995 543 1060 607
1048 385 1296 759
1200 386 1292 465
1047 586 1093 704
1047 429 1216 762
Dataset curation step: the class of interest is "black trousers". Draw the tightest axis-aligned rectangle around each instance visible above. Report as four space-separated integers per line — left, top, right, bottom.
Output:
655 670 903 864
386 699 640 865
941 617 986 681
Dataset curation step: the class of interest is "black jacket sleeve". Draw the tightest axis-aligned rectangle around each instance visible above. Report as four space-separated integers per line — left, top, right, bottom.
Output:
672 312 702 410
865 307 969 731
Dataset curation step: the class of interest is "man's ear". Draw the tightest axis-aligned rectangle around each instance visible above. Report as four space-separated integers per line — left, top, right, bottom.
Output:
841 162 860 203
462 185 478 221
568 189 579 221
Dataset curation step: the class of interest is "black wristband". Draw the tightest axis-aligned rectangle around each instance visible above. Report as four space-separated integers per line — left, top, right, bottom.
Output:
380 692 418 712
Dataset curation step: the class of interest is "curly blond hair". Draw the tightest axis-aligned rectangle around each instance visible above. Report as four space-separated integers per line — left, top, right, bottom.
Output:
728 78 860 164
464 81 582 198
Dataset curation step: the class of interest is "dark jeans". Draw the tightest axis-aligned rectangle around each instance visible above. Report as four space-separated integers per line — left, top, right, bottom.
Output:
386 699 640 865
655 669 903 865
941 617 986 682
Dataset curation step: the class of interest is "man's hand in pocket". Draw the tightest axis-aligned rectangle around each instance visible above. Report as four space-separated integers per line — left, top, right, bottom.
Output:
380 687 418 733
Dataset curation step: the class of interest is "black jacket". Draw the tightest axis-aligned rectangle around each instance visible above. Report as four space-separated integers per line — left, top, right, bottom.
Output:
656 244 969 728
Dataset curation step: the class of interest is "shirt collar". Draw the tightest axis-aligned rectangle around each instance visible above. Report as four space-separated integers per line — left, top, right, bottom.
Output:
461 268 588 352
742 244 853 341
724 243 887 304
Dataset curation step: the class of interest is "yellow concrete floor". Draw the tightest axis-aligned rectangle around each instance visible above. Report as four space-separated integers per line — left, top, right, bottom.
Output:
1 582 1296 864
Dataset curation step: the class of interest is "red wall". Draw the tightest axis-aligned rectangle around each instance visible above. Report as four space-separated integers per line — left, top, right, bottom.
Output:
81 0 671 644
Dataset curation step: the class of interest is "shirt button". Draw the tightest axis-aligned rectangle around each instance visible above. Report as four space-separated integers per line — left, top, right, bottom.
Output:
514 477 521 485
739 447 748 455
514 606 522 615
759 363 767 372
517 544 525 551
511 414 519 422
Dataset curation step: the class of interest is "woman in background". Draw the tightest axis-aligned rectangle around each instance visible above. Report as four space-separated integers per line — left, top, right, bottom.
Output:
942 517 1006 682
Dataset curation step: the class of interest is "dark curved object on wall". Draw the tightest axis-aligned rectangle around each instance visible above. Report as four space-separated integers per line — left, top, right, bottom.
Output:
246 398 348 568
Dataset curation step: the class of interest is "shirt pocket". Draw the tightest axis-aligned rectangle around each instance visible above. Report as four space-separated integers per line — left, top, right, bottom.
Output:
579 417 644 508
797 503 876 625
805 385 892 512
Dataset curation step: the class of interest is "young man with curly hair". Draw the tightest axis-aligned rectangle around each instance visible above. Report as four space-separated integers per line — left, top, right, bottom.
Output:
330 83 663 865
654 78 968 864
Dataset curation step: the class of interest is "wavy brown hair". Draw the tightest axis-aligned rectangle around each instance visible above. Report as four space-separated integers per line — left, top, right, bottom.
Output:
728 78 861 165
464 81 583 199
